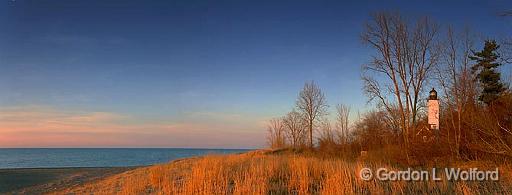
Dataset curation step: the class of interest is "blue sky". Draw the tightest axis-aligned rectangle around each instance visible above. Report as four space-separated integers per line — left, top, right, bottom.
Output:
0 0 511 148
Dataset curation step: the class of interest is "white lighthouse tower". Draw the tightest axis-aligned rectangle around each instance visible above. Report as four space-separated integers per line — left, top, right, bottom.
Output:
427 88 439 130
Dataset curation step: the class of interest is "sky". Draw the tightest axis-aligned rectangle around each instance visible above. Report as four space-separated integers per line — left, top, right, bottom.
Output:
0 0 511 148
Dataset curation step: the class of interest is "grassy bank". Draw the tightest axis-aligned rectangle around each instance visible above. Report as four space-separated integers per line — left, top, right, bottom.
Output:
53 150 512 194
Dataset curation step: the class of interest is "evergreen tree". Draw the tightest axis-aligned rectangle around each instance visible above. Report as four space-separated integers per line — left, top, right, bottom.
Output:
469 40 506 105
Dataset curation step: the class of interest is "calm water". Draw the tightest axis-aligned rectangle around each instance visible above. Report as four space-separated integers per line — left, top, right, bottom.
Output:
0 148 250 169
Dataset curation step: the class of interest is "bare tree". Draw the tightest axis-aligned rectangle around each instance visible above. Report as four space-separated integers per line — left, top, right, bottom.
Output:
296 81 328 148
361 12 440 161
319 118 334 141
283 110 306 148
437 27 477 158
498 11 512 83
267 117 286 149
335 104 351 144
352 109 395 150
318 117 337 149
500 38 512 64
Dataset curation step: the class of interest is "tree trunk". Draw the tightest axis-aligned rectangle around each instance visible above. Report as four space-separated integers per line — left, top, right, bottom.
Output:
309 121 313 148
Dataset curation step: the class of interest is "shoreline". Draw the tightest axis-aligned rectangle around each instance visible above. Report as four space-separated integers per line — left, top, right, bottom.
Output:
51 149 512 194
0 166 139 194
0 166 143 170
0 149 254 194
0 148 251 171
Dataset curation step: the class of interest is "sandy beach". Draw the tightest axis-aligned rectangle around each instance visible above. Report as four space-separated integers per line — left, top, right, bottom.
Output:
0 167 137 194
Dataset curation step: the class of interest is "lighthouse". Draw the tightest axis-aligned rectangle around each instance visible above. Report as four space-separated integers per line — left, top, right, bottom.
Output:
427 88 439 130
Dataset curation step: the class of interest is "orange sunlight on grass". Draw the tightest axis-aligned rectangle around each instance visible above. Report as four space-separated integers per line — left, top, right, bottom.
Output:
53 150 512 194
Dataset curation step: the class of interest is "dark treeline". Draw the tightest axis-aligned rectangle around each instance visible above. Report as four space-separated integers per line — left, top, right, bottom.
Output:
267 12 512 165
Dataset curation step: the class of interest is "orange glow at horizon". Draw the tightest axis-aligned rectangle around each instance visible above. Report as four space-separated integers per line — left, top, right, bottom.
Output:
0 106 266 148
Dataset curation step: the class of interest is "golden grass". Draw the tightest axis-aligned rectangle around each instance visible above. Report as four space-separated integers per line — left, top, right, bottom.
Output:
52 150 512 194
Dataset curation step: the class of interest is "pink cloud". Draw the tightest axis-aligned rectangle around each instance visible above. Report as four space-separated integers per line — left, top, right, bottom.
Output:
0 106 266 148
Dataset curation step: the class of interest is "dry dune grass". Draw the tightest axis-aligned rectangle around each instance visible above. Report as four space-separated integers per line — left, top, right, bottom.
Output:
53 150 512 194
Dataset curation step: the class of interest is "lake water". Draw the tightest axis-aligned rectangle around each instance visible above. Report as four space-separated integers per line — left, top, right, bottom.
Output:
0 148 250 169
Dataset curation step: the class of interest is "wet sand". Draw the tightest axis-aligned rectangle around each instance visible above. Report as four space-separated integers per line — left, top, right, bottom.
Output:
0 167 138 194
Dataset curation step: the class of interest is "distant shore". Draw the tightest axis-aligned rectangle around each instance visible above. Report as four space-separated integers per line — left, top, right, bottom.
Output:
0 166 138 194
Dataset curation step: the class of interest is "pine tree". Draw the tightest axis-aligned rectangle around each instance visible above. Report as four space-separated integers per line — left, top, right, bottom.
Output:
469 40 506 105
